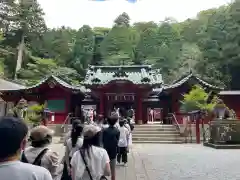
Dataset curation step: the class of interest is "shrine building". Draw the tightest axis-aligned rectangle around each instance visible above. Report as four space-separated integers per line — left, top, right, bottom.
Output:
0 65 238 124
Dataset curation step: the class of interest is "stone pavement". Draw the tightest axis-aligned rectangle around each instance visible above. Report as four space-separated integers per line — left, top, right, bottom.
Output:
50 141 240 180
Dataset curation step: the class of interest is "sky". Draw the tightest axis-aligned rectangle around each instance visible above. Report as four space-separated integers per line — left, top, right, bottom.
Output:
38 0 231 29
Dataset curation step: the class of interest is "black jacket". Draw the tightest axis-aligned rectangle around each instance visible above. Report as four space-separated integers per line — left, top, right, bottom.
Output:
102 126 120 160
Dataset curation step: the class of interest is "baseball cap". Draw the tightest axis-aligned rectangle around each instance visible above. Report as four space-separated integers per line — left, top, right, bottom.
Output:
29 125 54 142
83 124 101 139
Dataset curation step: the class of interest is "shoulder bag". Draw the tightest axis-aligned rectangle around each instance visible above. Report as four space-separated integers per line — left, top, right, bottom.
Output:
79 149 107 180
21 148 48 166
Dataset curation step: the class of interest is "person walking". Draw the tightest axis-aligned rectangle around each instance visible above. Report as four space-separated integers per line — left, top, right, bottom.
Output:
126 117 134 147
62 123 83 180
0 116 52 180
70 125 111 180
63 120 82 146
102 119 109 129
102 115 120 180
117 120 129 166
21 125 63 180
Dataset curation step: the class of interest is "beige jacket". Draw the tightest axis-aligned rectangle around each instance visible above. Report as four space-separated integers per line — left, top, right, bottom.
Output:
24 146 63 180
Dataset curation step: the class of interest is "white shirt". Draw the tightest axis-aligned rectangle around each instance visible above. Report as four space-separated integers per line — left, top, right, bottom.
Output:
71 146 109 180
102 124 109 129
118 126 129 147
66 137 83 157
124 124 131 132
0 161 52 180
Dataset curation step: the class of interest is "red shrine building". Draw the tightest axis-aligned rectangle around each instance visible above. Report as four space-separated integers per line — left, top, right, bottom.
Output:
0 65 239 124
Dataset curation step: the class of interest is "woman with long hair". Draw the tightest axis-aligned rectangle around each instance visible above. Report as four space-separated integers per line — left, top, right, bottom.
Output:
71 125 111 180
62 121 83 180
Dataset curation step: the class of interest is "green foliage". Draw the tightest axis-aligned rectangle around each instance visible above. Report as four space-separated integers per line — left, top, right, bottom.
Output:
70 25 94 75
100 26 138 65
0 2 240 88
26 104 44 125
181 85 217 113
28 104 44 112
114 12 130 27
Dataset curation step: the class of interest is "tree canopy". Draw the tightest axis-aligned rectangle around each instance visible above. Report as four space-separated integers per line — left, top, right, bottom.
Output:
0 0 240 88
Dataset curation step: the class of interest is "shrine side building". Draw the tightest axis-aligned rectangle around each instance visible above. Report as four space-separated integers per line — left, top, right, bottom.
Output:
0 65 238 124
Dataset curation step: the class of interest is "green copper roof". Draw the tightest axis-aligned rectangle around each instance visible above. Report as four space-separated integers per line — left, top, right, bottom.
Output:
163 73 223 90
83 65 163 86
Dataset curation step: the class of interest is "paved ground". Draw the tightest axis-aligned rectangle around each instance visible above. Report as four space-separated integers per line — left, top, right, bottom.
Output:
51 141 240 180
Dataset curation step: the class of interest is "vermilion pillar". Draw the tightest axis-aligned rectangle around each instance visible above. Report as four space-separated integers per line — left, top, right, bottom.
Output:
196 118 200 144
136 94 143 124
99 93 104 115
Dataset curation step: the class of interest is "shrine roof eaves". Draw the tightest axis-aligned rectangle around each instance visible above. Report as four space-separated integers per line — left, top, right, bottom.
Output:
0 79 25 91
1 75 88 93
89 65 152 69
163 73 224 91
83 65 163 86
219 91 240 95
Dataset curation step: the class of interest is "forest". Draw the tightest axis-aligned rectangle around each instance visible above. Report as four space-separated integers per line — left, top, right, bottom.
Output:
0 0 240 89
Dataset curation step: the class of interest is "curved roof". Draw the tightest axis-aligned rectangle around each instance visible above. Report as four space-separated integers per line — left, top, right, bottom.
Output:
163 73 223 90
2 75 88 94
0 79 25 91
83 65 163 86
152 73 224 95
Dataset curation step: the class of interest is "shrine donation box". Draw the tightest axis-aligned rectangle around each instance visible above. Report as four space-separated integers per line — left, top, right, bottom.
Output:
209 119 240 144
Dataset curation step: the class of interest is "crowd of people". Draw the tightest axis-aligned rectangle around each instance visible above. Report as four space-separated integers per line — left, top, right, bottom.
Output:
0 113 134 180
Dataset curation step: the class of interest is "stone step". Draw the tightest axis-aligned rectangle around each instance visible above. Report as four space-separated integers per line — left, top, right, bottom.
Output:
132 133 179 137
132 140 183 144
132 124 181 144
133 130 179 135
135 124 174 127
134 125 175 128
134 126 176 130
133 128 177 132
132 136 181 141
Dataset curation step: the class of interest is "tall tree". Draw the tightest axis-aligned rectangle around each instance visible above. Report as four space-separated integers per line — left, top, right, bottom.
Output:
100 26 138 65
114 12 130 27
2 0 46 79
70 25 94 75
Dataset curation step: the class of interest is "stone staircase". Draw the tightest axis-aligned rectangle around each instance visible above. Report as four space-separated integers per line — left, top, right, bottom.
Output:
48 123 183 144
132 124 183 144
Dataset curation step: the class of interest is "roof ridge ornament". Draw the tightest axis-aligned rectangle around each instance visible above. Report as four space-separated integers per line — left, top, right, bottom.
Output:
141 68 150 82
141 77 151 82
91 68 102 83
113 67 128 78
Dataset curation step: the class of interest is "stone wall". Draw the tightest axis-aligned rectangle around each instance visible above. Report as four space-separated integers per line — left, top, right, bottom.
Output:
179 124 210 142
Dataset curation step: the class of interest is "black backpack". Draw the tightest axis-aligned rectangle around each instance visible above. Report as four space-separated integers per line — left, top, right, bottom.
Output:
21 148 48 166
129 123 134 131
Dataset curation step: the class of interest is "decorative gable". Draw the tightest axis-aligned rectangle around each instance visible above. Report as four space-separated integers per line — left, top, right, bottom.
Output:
113 67 128 78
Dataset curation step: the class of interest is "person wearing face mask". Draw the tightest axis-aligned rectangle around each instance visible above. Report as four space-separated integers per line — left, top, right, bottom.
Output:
0 116 52 180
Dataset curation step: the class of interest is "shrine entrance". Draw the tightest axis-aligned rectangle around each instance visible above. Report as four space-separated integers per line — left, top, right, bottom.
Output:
105 93 135 118
82 65 163 124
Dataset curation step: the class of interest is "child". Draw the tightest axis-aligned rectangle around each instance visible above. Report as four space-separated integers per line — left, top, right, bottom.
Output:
117 120 129 165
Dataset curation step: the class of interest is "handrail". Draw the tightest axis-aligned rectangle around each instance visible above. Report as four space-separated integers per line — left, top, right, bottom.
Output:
168 113 180 132
61 113 71 129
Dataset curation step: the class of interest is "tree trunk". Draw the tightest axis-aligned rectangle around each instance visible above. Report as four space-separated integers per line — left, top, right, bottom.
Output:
14 35 24 79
